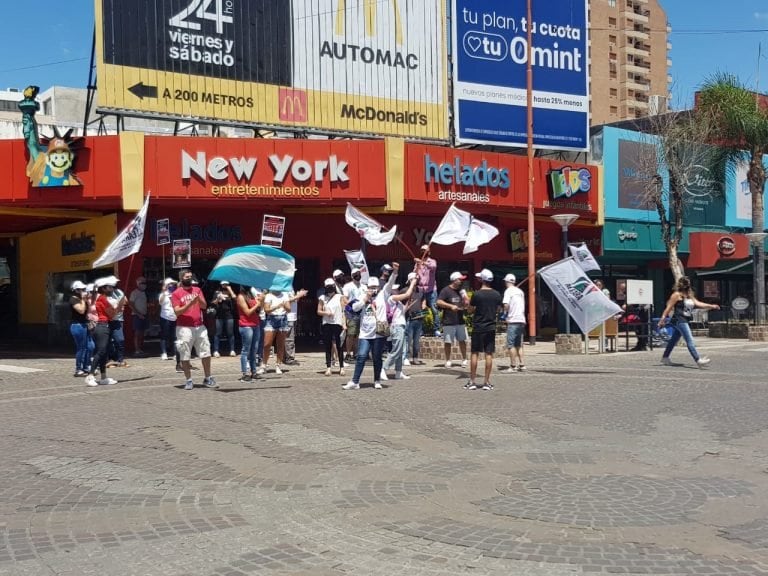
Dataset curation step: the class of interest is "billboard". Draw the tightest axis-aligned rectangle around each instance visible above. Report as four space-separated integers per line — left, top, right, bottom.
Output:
452 0 589 150
95 0 448 139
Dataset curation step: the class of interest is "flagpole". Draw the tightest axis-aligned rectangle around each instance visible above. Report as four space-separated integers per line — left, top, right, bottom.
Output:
525 0 537 345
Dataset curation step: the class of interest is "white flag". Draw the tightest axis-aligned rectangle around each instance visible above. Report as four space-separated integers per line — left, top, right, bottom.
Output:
539 258 622 334
93 195 150 268
345 203 397 246
344 249 370 283
569 243 601 272
431 204 499 254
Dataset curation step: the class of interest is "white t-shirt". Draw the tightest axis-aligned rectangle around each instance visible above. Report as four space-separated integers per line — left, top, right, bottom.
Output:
503 286 526 324
387 295 406 327
159 289 176 321
342 281 365 304
264 292 289 317
319 293 345 326
285 291 298 322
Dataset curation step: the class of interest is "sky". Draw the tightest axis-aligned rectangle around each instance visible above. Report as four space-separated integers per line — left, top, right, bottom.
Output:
0 0 766 111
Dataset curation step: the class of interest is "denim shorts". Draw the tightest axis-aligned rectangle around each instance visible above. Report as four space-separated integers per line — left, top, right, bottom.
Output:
264 314 289 332
506 323 525 348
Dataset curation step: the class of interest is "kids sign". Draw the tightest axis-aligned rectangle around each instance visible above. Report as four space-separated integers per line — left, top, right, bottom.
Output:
144 136 387 202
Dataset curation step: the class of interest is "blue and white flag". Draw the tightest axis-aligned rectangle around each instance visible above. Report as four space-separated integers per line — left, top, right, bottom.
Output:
539 258 622 334
209 245 295 292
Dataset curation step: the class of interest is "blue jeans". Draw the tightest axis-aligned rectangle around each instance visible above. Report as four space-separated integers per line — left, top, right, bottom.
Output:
404 319 423 360
663 320 700 361
215 318 235 354
160 317 177 357
239 325 261 374
383 324 406 372
426 289 440 331
70 322 94 372
352 336 386 384
108 320 125 362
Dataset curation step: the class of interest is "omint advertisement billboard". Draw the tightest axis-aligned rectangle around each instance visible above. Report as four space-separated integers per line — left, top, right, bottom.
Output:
95 0 448 140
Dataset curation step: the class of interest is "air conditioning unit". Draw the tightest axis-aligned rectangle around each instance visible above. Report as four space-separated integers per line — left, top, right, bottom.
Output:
649 94 668 116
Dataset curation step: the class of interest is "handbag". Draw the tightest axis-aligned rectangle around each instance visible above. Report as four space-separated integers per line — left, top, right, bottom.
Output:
375 320 391 338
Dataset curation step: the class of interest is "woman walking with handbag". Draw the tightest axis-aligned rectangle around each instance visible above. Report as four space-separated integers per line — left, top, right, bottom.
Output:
658 276 719 367
343 262 398 390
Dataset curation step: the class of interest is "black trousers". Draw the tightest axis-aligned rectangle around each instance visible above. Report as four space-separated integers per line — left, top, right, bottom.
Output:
322 324 344 368
91 323 112 376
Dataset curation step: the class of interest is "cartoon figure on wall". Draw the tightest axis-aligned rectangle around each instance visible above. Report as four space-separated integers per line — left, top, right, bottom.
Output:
18 85 83 187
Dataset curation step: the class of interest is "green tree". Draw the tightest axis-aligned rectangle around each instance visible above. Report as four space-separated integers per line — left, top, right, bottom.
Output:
696 73 768 322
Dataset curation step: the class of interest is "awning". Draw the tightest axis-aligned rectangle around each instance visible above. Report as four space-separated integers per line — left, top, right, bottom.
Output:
696 259 752 277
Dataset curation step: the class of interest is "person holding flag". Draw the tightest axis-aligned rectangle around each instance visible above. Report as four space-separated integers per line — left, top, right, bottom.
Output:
415 245 440 336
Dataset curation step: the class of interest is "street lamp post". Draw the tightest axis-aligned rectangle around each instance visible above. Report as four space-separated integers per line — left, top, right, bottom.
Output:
551 214 580 334
745 232 768 324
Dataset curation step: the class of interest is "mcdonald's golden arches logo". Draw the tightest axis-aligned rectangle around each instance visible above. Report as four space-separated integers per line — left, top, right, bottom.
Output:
335 0 404 45
278 88 308 123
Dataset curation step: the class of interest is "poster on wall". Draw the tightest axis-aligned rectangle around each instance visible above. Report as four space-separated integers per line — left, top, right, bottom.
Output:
452 0 589 150
261 215 286 248
680 145 725 226
156 218 170 246
703 280 720 299
617 139 657 210
172 239 191 269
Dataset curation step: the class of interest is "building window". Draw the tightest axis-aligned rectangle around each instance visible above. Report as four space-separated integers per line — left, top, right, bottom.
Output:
610 88 618 97
0 100 18 113
609 34 617 44
608 0 616 6
609 17 617 26
42 99 52 116
610 106 618 114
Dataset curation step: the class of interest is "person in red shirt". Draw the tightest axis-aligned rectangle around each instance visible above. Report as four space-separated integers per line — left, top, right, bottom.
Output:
84 277 124 387
171 269 217 391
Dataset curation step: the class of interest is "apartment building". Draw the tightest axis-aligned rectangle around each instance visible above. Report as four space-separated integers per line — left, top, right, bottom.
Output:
589 0 672 125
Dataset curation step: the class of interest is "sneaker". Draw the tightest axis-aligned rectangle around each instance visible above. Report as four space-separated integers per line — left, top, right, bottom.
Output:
467 384 478 390
184 379 194 391
339 368 346 376
344 353 354 362
661 357 672 366
502 367 515 374
332 360 338 367
176 364 184 373
461 359 468 368
404 358 411 366
160 353 168 361
379 371 389 381
84 374 98 387
203 376 218 389
229 351 236 357
117 361 129 368
239 374 252 382
324 368 332 376
213 351 221 358
394 372 411 380
374 381 383 389
99 377 118 386
482 384 493 391
697 357 711 368
445 361 453 368
74 370 87 377
342 380 360 390
517 365 527 372
256 365 266 375
434 330 442 337
275 365 283 375
464 380 475 390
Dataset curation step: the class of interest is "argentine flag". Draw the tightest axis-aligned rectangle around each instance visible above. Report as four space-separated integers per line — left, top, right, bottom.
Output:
209 245 296 292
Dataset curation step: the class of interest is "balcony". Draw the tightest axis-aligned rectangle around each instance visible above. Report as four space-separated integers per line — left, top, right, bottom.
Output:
626 62 650 75
624 79 651 92
625 43 650 57
626 28 650 41
628 99 649 109
622 8 650 23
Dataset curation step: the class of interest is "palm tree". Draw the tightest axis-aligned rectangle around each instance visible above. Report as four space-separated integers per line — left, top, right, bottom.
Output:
696 73 768 323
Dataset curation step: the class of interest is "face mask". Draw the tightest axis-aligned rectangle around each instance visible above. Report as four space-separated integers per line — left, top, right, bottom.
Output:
181 279 192 287
352 275 361 281
325 287 336 295
168 285 176 293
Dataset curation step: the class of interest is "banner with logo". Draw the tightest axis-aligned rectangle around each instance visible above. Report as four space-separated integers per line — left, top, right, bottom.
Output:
452 0 588 150
92 195 150 268
156 218 170 246
261 215 286 248
96 0 447 139
568 243 600 272
539 258 622 334
344 249 370 283
172 239 192 269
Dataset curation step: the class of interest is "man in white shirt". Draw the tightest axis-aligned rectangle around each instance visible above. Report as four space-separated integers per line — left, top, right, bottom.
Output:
502 274 527 372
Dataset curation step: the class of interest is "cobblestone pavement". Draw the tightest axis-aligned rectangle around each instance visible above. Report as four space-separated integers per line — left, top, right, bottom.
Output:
1 337 768 575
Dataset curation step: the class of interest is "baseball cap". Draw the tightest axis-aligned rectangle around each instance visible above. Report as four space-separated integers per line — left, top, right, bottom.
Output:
367 277 380 288
220 280 230 285
420 244 429 251
504 273 516 283
449 271 466 282
94 277 115 288
407 272 417 281
392 284 400 291
162 277 176 287
332 269 344 278
323 278 335 287
381 264 393 273
71 280 87 291
351 267 361 274
86 283 94 292
475 269 494 282
104 275 119 285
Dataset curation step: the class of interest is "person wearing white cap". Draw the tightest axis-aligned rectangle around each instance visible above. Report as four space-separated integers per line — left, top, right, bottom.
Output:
129 276 148 357
318 278 346 376
343 262 399 390
437 271 470 368
380 271 418 381
342 267 365 362
105 275 129 368
415 244 440 336
158 277 178 362
502 273 527 373
84 277 124 387
466 269 502 390
332 269 346 295
69 280 94 377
